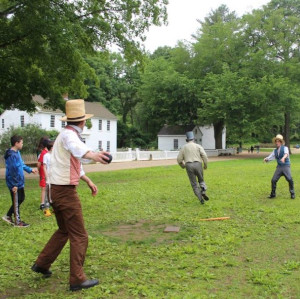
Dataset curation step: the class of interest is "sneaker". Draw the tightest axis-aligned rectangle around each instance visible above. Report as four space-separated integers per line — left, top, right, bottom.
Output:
14 221 30 227
2 215 14 225
43 209 52 217
40 204 45 210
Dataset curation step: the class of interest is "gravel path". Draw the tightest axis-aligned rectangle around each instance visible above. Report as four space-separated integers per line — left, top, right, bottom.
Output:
0 151 272 179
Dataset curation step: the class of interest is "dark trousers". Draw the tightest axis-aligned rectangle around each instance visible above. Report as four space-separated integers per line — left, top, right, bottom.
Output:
185 162 207 200
7 188 25 224
271 165 294 195
35 185 88 285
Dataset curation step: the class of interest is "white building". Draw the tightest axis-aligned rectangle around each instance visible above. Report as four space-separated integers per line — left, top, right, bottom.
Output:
157 124 226 150
0 95 118 152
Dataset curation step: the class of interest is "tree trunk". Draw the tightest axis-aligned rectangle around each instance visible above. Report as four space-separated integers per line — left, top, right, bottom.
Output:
284 111 291 154
214 120 224 149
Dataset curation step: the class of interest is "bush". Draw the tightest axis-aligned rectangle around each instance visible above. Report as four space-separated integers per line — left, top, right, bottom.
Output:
0 124 59 155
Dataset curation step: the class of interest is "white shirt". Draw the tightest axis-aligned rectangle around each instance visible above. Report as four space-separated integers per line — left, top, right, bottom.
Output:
50 125 91 185
43 152 51 184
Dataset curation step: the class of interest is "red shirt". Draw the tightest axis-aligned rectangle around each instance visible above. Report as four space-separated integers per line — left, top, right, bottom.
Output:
38 148 48 178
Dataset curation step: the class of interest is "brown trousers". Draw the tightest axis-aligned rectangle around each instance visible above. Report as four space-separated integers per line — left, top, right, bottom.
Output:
35 185 88 285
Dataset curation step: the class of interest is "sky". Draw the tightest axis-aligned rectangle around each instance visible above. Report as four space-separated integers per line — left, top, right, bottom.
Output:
143 0 270 52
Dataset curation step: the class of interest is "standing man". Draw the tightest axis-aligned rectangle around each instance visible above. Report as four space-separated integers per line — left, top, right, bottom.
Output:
177 131 209 204
264 134 295 199
31 99 110 291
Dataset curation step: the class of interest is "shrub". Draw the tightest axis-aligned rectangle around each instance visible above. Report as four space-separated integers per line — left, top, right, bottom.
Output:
0 124 59 155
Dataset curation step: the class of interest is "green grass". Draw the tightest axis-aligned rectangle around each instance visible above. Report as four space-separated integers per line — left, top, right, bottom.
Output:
1 155 300 298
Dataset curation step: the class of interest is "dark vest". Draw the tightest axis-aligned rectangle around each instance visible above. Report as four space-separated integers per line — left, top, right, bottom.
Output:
275 146 290 166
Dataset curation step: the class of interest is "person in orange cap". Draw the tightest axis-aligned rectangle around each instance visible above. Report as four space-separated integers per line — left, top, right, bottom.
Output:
264 134 295 199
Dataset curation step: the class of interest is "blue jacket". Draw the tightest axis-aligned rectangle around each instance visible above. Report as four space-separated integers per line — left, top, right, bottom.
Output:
4 149 32 190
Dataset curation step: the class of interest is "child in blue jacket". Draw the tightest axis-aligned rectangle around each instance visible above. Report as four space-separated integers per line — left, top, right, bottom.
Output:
2 135 37 227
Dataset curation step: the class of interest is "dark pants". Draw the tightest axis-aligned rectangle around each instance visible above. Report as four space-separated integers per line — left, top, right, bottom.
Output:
7 188 25 224
185 162 207 201
271 165 294 195
35 185 88 285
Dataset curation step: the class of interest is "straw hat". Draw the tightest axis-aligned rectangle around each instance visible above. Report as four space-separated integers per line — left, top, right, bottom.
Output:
272 134 284 144
60 99 93 122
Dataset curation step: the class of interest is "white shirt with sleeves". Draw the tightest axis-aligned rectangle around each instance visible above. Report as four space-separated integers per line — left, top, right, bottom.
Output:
50 126 91 185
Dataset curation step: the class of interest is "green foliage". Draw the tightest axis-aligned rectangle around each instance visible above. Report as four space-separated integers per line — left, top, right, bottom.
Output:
85 52 143 127
240 0 300 147
0 124 59 155
85 118 92 129
2 156 300 297
138 55 198 138
117 121 150 148
0 0 168 111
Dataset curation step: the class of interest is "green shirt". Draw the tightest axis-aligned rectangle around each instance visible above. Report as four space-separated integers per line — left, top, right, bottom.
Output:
177 141 208 168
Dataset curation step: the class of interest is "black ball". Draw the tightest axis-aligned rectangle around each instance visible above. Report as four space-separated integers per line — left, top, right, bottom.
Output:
104 153 112 164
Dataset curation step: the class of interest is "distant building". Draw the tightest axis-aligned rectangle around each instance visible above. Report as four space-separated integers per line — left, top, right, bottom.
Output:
0 95 117 152
157 124 226 150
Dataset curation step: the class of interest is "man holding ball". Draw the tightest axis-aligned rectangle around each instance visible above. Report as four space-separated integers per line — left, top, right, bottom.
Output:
31 99 111 291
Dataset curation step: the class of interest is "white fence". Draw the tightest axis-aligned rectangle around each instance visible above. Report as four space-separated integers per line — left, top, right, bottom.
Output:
110 148 235 162
0 148 235 167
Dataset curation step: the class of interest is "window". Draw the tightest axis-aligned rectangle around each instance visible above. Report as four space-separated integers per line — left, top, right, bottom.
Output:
98 120 102 130
1 119 4 129
174 139 178 150
61 121 66 128
107 120 110 131
107 141 110 152
50 115 55 128
20 115 24 127
98 140 102 150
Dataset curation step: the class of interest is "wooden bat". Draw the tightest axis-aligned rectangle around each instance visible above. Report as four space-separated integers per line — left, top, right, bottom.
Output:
199 217 230 221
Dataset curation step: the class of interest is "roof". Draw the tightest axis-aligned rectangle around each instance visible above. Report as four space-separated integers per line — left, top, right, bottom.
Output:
157 124 195 136
33 95 117 120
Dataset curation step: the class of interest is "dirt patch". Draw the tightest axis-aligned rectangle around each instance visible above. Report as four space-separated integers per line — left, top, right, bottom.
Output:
100 219 179 243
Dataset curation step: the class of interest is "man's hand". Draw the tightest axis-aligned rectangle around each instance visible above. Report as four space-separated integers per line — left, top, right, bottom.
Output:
280 154 288 163
264 158 268 163
83 151 111 164
12 186 18 193
204 164 208 170
179 162 185 169
31 168 38 174
88 181 98 196
81 175 98 196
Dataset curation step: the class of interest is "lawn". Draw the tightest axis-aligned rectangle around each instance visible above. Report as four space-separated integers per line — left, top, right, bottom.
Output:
1 155 300 298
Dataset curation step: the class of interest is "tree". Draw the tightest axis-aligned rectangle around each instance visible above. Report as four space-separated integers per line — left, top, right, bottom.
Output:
241 0 300 149
138 56 198 138
199 66 260 148
191 5 243 148
0 0 168 111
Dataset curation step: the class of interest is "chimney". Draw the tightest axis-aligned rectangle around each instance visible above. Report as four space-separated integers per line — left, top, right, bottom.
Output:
62 93 69 101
